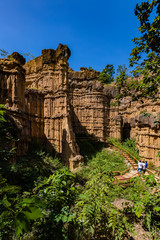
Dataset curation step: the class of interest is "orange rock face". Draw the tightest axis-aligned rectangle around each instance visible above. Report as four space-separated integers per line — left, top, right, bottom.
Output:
109 96 160 166
1 44 160 169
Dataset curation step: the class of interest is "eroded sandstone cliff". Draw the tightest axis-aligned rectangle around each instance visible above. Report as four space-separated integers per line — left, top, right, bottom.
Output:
1 44 160 168
109 96 160 166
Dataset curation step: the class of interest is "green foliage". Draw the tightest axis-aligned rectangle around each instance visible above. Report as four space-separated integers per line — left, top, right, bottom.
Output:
0 174 44 239
108 138 139 160
24 53 35 61
133 185 160 234
130 0 160 97
115 65 128 99
88 66 93 70
33 168 79 240
14 195 45 238
0 49 9 58
0 105 17 177
130 0 160 66
157 151 160 160
122 138 139 156
0 168 79 240
138 52 160 98
77 139 104 164
1 105 160 239
99 64 115 84
130 65 144 78
110 100 119 107
11 140 63 190
0 174 20 239
73 171 133 239
0 135 160 239
116 64 128 76
140 110 152 118
121 176 160 238
76 139 128 181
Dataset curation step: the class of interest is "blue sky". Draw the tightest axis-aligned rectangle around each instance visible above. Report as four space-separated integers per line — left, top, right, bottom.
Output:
0 0 144 72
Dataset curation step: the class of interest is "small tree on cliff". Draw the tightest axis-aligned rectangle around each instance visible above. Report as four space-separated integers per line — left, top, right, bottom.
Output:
99 64 115 84
0 49 9 58
129 0 160 97
115 65 128 99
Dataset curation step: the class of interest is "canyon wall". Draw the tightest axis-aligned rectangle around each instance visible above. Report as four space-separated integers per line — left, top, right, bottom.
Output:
0 53 28 154
1 44 160 168
109 96 160 166
68 68 110 141
0 45 84 169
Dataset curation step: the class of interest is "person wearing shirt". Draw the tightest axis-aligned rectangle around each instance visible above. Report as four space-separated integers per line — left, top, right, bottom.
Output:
137 160 142 172
142 161 146 174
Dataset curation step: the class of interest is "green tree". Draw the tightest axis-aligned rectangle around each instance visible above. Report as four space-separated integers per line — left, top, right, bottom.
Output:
129 0 160 97
116 64 128 76
115 65 128 99
0 49 9 58
88 66 93 70
130 65 144 78
99 64 115 84
24 52 35 61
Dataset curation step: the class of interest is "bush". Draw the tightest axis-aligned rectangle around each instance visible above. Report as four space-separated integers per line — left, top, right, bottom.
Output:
33 168 79 240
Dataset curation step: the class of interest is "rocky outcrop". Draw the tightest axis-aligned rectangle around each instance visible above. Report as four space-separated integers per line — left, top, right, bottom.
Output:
0 54 28 154
0 45 82 170
1 44 160 168
68 68 109 140
109 95 160 166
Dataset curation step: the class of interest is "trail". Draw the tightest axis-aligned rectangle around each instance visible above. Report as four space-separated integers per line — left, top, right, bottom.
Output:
108 144 160 183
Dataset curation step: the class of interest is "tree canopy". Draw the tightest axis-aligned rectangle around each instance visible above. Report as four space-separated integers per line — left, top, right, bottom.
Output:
130 0 160 66
99 64 115 84
130 0 160 97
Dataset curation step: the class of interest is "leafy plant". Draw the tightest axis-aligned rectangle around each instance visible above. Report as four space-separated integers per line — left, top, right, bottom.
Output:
0 174 44 239
0 49 9 58
107 137 139 160
115 65 128 99
129 0 160 97
140 110 151 118
24 52 35 61
88 66 93 70
99 64 115 84
0 105 17 178
76 139 128 181
73 171 133 240
33 168 79 240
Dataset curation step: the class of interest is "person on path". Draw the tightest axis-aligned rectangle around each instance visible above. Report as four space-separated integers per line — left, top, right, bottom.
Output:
137 160 143 174
145 161 148 170
142 161 146 174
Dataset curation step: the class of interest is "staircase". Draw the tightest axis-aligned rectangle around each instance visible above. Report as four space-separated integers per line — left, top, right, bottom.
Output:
108 143 160 183
121 151 138 170
108 144 141 183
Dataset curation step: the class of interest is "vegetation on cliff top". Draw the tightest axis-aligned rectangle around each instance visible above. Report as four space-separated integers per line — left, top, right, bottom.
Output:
99 64 115 84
